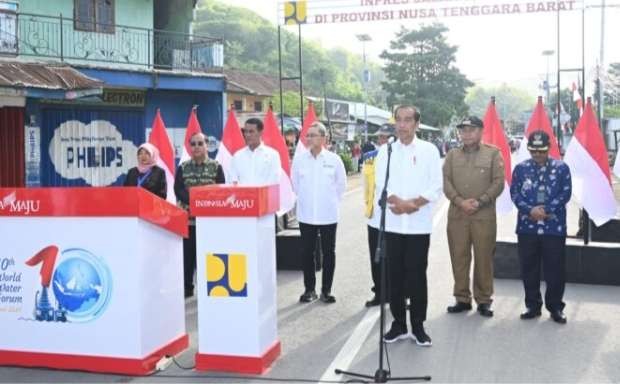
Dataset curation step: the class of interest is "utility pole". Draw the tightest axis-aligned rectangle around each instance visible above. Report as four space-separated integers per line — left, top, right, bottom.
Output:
356 34 371 143
598 0 606 130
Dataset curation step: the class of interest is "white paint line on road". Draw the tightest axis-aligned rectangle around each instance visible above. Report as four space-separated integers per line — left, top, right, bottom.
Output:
319 307 380 383
343 187 362 197
319 198 450 383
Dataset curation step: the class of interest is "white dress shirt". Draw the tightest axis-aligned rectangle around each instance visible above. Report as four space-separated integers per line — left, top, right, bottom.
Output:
229 143 281 186
291 148 347 225
374 137 442 234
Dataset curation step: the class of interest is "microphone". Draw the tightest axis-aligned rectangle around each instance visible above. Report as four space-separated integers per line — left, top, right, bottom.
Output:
387 136 396 144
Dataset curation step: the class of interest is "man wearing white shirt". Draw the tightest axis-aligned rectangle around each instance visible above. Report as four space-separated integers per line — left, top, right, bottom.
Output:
230 118 281 186
374 105 442 346
291 122 347 304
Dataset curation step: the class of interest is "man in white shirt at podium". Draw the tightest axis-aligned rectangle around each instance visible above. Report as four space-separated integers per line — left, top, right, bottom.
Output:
230 118 281 186
291 121 347 304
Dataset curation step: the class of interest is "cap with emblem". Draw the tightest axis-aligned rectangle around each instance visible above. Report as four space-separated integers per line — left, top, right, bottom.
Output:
527 130 550 151
456 116 484 129
377 124 394 136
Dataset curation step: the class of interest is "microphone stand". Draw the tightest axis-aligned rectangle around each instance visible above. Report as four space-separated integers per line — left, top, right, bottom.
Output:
335 140 431 383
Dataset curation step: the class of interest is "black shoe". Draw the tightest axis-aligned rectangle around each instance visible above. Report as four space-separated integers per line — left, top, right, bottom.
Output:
477 303 494 317
447 301 472 313
520 308 542 320
383 323 409 343
550 310 567 324
411 323 432 347
184 288 194 298
299 290 318 303
320 292 336 304
365 295 381 307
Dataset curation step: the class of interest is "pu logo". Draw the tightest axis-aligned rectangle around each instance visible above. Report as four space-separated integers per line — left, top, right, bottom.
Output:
206 253 247 297
284 1 307 25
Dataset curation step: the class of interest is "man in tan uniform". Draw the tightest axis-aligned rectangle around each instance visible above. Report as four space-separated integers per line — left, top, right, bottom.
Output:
443 116 505 317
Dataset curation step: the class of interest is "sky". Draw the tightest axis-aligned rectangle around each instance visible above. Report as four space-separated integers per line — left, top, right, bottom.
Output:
220 0 619 100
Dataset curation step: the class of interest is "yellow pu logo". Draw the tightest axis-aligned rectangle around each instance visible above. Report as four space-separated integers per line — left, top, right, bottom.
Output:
206 253 247 297
284 1 307 25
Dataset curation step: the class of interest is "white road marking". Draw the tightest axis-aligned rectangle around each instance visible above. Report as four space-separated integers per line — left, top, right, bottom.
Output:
343 186 362 197
319 197 450 382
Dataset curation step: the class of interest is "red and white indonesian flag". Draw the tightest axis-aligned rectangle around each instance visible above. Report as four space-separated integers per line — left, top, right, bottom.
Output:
148 109 176 204
564 99 617 226
263 106 296 214
294 102 318 159
516 96 562 164
215 109 245 182
482 97 513 214
180 107 203 164
572 82 583 116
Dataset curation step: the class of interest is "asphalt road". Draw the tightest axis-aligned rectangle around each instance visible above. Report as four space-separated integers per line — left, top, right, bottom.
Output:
1 173 619 383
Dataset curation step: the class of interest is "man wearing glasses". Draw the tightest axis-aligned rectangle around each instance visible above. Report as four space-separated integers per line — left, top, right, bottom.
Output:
174 132 225 298
230 118 280 186
510 130 572 324
375 105 442 347
443 116 505 318
291 122 346 304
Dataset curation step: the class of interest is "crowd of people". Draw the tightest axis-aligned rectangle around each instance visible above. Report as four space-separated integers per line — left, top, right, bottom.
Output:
125 103 572 347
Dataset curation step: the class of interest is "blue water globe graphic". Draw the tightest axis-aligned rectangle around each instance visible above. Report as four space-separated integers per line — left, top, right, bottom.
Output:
51 248 112 322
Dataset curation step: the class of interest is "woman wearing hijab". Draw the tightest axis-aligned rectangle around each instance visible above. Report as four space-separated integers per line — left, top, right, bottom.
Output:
124 143 167 199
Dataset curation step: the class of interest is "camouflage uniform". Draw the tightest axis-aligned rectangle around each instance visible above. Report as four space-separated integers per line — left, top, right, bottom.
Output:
174 158 225 297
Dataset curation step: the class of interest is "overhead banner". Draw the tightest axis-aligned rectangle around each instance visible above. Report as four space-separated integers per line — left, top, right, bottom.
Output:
279 0 578 24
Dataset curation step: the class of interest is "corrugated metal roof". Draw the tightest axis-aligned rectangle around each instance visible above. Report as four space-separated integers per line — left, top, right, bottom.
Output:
224 69 298 96
0 62 103 90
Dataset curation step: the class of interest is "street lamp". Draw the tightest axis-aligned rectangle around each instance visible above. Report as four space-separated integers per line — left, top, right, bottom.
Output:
542 49 555 106
357 34 372 142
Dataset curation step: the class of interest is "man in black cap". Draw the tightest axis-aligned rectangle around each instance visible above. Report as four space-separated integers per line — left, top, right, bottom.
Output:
443 116 505 317
510 130 572 324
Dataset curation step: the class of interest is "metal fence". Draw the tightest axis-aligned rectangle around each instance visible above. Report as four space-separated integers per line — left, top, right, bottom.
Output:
0 12 223 72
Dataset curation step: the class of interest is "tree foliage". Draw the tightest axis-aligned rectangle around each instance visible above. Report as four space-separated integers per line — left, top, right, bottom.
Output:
380 24 473 128
194 0 386 109
466 85 533 122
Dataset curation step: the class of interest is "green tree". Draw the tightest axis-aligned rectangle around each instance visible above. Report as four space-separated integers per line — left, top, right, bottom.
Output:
193 0 386 111
466 85 533 121
380 24 473 128
270 91 323 117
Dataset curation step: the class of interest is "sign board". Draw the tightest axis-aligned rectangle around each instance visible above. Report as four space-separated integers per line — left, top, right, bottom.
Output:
279 0 578 24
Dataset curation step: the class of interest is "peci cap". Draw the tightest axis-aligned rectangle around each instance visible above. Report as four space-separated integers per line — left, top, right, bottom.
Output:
527 130 550 151
456 116 484 129
377 124 394 136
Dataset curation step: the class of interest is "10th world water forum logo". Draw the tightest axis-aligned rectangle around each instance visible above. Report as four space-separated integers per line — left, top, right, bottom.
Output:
25 246 112 323
206 253 247 297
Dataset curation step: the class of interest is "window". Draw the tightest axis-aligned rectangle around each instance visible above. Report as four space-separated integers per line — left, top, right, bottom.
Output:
254 101 263 112
74 0 114 33
233 100 243 111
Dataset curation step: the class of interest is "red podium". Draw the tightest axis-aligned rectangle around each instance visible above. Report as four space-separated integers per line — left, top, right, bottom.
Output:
190 185 280 374
0 187 189 375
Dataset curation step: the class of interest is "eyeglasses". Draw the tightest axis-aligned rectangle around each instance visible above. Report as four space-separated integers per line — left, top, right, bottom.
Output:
529 149 548 154
190 141 205 147
305 133 324 139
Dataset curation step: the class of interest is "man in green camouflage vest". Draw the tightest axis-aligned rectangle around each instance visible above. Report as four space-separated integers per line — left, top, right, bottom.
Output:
174 132 225 298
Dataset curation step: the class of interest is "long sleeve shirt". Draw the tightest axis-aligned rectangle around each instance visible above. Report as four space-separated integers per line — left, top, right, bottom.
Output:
443 143 505 220
362 148 380 228
510 158 572 236
229 143 281 186
374 137 443 235
291 148 347 225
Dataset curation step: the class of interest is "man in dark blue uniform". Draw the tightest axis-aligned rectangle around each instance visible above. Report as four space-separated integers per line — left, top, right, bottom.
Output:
510 130 572 324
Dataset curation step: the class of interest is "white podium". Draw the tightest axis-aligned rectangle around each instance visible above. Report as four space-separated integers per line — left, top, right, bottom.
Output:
190 184 280 374
0 187 188 375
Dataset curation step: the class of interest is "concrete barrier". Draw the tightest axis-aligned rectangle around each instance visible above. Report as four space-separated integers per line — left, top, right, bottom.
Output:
494 237 620 286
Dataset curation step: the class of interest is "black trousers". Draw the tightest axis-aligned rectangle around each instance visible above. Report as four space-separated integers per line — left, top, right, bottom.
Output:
299 222 337 294
517 234 566 312
385 232 430 328
367 225 382 295
183 224 197 293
